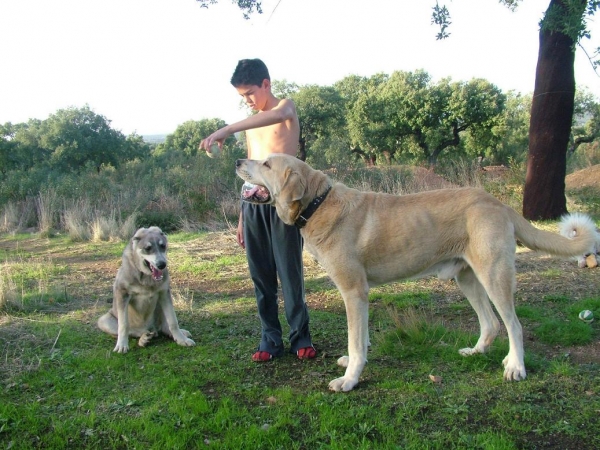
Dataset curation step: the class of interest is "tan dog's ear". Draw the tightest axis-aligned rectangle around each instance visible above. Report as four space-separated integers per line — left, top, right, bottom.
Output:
275 169 306 225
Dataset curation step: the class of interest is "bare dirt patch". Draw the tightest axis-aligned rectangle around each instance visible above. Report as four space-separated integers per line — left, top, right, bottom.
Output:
566 164 600 190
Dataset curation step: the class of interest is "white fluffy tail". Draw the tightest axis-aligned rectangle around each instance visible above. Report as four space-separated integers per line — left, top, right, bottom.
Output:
559 213 600 267
559 213 595 239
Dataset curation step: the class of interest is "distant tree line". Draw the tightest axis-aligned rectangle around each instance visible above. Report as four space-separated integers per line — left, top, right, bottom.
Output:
1 70 598 207
0 105 148 176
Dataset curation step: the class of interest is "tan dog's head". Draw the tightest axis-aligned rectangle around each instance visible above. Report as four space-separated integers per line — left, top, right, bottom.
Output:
131 226 168 281
235 154 330 225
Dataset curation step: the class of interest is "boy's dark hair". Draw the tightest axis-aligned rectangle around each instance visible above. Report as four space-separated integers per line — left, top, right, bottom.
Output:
230 58 270 87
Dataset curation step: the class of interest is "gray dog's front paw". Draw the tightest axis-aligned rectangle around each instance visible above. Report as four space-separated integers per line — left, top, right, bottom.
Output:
180 329 192 338
173 329 195 347
177 337 196 347
113 342 129 353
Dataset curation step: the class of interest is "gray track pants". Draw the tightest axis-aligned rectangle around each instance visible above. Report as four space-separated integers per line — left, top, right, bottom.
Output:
242 202 312 355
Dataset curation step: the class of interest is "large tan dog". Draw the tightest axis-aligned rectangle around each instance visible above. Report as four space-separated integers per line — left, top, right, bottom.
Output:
97 227 195 353
236 154 596 392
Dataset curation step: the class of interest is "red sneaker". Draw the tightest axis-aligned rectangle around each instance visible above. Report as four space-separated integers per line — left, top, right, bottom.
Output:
297 346 317 360
252 351 274 362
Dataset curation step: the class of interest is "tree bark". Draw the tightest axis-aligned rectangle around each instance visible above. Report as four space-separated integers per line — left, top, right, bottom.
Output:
297 135 306 161
522 0 581 220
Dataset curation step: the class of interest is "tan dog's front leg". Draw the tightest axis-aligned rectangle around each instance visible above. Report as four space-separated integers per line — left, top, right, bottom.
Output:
329 293 369 392
159 290 195 347
114 289 131 353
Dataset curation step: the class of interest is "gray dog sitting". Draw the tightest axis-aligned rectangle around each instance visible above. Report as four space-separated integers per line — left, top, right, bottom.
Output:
97 226 195 353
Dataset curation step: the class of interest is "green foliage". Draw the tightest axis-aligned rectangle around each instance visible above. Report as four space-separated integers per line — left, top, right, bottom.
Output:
40 105 136 172
432 1 452 40
292 85 346 148
569 87 600 164
542 0 590 42
154 118 234 157
0 106 149 181
565 185 600 216
568 140 600 173
481 91 531 165
1 120 49 173
344 71 506 165
135 210 180 233
0 123 17 174
305 136 359 172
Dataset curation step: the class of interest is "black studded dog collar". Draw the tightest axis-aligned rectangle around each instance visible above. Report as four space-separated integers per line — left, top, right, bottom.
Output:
294 186 332 228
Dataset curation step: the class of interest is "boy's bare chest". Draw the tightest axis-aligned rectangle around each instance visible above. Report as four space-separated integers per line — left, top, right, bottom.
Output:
247 124 298 157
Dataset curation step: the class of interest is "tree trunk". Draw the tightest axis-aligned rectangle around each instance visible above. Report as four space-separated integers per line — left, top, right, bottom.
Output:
297 135 306 161
522 0 580 220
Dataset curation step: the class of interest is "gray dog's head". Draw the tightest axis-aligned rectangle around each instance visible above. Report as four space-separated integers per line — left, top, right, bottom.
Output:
131 226 168 281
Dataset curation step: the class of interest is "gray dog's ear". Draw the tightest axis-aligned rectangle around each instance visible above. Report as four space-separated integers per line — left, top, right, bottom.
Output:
147 226 164 236
276 169 305 225
132 228 146 242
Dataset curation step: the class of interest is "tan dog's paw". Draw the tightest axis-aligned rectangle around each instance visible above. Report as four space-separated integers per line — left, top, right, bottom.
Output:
586 254 598 268
337 355 349 367
329 376 358 392
502 355 526 381
459 346 481 357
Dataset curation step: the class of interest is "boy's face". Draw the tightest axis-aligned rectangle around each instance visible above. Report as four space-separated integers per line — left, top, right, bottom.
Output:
235 79 270 111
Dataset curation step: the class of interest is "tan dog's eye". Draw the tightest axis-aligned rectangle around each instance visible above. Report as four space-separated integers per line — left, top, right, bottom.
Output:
263 161 271 169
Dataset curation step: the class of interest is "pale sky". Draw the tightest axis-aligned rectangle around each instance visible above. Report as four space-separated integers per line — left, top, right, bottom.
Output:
1 0 599 136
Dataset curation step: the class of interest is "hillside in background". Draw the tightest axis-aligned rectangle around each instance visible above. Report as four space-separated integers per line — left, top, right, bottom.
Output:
142 134 167 144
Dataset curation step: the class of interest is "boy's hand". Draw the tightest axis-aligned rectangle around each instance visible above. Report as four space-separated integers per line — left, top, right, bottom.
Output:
236 215 245 249
199 127 230 155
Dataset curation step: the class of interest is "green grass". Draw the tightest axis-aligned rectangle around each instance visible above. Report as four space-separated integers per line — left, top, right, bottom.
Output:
515 297 600 346
1 231 600 449
369 291 432 309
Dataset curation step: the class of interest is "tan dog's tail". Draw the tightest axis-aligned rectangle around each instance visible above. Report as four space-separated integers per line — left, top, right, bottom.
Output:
507 207 597 257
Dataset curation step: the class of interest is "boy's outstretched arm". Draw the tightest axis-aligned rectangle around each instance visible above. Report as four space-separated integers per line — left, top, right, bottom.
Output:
199 99 296 152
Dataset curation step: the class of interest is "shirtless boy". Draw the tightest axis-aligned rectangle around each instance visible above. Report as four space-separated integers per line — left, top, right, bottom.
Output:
199 58 316 362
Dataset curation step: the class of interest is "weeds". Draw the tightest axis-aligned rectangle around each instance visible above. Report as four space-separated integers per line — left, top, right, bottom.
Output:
35 188 59 237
